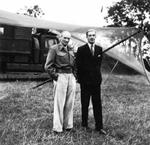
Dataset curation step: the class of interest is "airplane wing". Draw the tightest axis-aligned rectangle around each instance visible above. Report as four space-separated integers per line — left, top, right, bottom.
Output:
0 9 96 32
0 9 150 82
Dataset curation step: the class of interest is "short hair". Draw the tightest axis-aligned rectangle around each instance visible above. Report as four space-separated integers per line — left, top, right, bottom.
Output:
86 29 96 36
61 31 71 38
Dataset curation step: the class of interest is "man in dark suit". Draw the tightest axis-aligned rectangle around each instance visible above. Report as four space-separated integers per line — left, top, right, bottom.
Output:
76 29 106 135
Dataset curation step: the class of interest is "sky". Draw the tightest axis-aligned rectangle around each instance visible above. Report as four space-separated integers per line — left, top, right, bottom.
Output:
0 0 120 27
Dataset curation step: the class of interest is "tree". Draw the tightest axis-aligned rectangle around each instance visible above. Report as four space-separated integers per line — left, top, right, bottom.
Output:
17 5 45 34
104 0 150 42
105 0 150 28
17 5 45 18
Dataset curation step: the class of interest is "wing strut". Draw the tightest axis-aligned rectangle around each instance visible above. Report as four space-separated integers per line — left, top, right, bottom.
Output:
102 29 142 54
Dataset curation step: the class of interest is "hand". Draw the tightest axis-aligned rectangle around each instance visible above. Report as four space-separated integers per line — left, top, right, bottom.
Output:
51 74 58 81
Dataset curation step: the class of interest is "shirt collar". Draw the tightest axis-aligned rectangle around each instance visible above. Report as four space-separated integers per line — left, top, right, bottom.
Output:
88 43 95 48
58 43 70 51
58 43 66 50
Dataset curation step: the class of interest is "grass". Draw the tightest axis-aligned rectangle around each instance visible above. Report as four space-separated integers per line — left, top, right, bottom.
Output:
0 74 150 145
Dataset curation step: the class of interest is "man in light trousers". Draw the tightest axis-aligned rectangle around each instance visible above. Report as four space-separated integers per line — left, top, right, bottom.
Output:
45 31 76 133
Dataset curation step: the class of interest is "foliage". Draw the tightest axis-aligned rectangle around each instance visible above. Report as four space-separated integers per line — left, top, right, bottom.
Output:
105 0 150 28
17 5 45 18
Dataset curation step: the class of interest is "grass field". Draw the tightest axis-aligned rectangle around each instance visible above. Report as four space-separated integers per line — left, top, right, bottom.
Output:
0 73 150 145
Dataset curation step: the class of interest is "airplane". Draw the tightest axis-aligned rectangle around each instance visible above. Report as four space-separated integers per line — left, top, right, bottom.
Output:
0 9 150 83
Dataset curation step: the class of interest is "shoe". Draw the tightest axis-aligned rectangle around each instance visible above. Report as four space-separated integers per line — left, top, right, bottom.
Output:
82 126 92 132
99 129 107 135
65 128 72 131
52 130 62 135
95 128 107 135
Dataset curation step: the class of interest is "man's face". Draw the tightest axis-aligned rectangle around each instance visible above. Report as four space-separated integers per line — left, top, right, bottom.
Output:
61 31 71 46
86 30 96 44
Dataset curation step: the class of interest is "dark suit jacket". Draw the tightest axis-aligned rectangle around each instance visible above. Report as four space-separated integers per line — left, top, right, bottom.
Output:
76 43 103 85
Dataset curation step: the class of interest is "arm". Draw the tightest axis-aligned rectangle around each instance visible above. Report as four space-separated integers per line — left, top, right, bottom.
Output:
44 47 58 81
75 47 82 83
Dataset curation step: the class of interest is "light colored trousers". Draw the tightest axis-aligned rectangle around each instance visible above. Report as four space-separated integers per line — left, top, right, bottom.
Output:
53 73 76 132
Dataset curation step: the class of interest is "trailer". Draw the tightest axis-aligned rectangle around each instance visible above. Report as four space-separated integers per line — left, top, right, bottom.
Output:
0 25 59 74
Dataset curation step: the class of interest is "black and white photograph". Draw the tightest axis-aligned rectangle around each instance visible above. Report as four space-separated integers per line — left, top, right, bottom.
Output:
0 0 150 144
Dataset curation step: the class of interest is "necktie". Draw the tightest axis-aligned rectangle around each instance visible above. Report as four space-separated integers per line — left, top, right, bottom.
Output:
91 44 94 55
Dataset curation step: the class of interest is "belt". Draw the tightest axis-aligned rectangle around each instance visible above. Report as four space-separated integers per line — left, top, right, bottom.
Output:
56 69 73 74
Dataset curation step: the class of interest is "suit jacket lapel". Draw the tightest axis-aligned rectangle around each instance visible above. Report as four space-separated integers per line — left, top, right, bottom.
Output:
94 45 98 56
85 43 100 57
85 43 92 56
94 45 101 56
